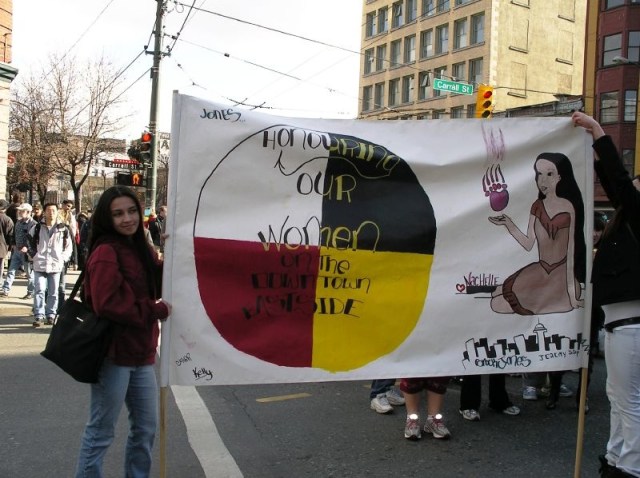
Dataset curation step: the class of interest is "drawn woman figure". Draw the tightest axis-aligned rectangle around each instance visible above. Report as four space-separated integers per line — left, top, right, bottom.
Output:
489 152 586 315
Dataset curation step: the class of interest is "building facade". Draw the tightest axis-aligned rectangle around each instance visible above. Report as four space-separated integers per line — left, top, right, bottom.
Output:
0 0 15 199
358 0 587 120
584 0 639 191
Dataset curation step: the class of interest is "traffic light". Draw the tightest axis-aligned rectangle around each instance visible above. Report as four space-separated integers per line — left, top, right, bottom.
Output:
140 131 153 165
475 85 494 119
116 172 145 187
131 172 144 187
116 172 132 186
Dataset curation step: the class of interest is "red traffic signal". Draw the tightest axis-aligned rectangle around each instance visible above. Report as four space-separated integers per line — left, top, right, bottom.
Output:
140 131 153 164
475 85 494 119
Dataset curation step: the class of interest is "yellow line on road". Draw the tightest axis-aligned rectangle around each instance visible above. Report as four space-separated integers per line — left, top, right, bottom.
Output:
256 393 312 403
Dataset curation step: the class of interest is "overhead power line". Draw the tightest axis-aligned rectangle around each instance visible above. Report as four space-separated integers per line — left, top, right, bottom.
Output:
172 1 361 56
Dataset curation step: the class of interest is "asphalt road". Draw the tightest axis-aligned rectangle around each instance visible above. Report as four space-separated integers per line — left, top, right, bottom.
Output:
0 271 609 477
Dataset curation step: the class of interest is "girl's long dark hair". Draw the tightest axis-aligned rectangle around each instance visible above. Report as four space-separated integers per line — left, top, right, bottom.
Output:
535 152 586 283
87 186 158 296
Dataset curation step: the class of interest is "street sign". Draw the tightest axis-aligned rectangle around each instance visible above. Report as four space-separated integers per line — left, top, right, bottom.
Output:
432 78 474 95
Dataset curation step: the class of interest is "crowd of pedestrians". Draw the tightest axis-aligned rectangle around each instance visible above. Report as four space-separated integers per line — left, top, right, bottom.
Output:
0 195 168 327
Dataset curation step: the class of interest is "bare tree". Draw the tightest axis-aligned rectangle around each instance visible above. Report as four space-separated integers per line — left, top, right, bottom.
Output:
9 74 58 204
10 55 127 210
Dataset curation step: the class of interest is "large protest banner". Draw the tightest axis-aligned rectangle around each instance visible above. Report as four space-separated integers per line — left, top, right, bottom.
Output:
160 92 593 386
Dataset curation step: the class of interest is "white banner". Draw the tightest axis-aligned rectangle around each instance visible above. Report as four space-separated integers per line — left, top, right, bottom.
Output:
160 92 593 386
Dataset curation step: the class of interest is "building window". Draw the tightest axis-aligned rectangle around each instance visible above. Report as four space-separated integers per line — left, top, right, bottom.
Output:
469 58 483 85
605 0 624 8
377 7 389 34
603 34 622 67
418 71 431 100
406 0 417 22
390 40 402 67
392 1 404 28
454 18 468 49
622 149 635 177
363 86 373 111
420 29 433 59
436 24 449 54
364 48 375 74
466 104 475 118
376 44 387 71
437 0 450 13
402 75 415 103
404 35 416 63
374 82 385 109
629 31 640 63
455 0 472 5
432 109 445 119
366 12 376 38
471 13 485 44
389 78 401 106
451 106 464 118
434 67 447 97
600 91 619 124
624 90 637 122
423 0 435 16
452 62 465 82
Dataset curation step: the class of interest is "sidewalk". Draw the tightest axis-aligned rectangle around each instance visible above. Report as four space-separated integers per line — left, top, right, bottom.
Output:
0 269 81 318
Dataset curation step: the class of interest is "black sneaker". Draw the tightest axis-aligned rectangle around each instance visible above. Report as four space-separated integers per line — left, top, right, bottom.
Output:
32 319 43 328
45 317 55 326
22 293 34 300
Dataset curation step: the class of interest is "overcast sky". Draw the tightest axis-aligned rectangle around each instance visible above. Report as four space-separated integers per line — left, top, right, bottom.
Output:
12 0 363 141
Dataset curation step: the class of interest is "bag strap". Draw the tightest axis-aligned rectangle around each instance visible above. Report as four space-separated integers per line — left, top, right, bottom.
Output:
68 269 86 301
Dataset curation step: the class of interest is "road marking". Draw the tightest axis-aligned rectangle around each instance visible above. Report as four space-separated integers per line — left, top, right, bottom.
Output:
255 392 312 403
171 386 243 478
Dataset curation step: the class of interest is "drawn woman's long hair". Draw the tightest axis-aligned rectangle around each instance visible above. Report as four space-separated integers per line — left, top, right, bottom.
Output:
534 152 586 283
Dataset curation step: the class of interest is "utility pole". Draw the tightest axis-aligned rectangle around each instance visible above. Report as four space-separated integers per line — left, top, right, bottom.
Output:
146 0 165 211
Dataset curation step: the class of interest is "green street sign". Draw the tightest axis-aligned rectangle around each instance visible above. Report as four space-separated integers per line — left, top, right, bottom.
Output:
432 78 474 95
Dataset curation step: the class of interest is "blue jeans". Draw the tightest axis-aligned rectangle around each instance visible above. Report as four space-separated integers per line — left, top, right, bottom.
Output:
370 379 396 399
2 251 34 294
75 360 158 478
33 271 61 319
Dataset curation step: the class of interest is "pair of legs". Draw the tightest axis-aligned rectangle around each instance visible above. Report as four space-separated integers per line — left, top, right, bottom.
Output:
33 271 61 320
75 360 158 478
402 377 448 417
604 328 640 477
370 379 396 400
523 371 566 409
460 374 514 412
2 251 34 295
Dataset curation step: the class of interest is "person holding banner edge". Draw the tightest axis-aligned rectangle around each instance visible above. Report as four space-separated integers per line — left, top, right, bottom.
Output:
572 111 640 478
74 186 171 478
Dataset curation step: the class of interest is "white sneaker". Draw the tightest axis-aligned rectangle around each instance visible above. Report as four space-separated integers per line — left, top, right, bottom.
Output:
404 414 421 440
424 414 451 439
370 393 393 414
385 387 405 406
502 405 521 416
523 386 538 401
459 409 480 421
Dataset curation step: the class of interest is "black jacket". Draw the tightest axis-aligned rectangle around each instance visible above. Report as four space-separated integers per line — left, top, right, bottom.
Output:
591 136 640 306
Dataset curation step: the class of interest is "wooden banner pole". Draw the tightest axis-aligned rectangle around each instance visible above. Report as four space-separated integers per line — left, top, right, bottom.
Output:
573 367 590 478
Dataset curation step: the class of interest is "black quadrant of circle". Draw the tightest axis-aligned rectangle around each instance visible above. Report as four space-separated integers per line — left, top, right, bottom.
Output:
321 133 437 254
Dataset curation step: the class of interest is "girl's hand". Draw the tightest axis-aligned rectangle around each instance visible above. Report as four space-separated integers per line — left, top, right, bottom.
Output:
571 112 605 140
157 299 171 321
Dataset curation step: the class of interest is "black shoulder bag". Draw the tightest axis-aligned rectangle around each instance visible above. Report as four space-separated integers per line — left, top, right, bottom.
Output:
41 269 113 383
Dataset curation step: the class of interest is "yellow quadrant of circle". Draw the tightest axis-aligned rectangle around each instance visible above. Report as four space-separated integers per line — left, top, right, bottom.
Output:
311 247 433 372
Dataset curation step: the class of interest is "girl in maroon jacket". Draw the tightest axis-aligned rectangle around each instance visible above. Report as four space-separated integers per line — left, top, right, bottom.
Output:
75 186 170 478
